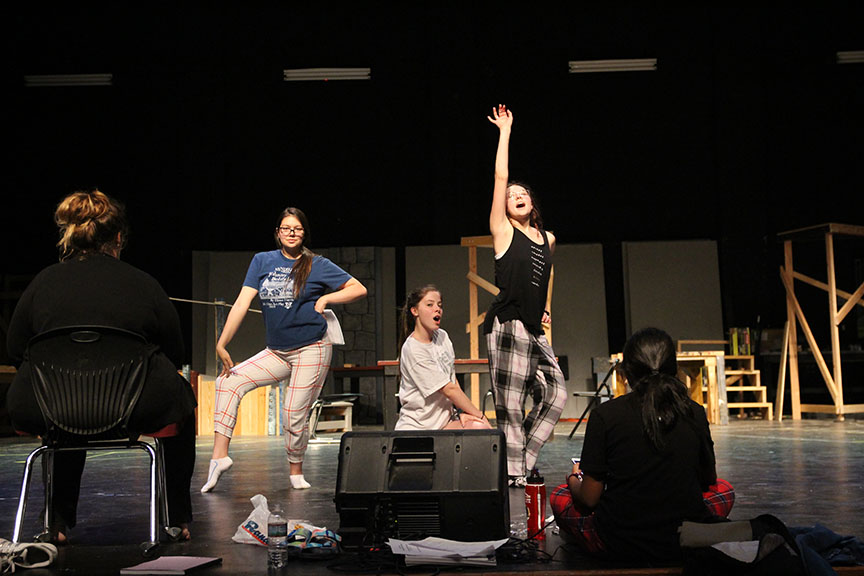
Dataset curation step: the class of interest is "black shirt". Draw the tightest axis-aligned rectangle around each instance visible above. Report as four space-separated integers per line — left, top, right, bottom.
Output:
483 227 551 336
7 252 196 433
580 393 717 562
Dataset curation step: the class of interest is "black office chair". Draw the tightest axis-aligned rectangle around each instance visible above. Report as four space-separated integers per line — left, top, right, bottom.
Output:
11 326 177 556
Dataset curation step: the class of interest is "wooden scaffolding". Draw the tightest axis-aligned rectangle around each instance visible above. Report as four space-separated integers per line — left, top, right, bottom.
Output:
776 223 864 420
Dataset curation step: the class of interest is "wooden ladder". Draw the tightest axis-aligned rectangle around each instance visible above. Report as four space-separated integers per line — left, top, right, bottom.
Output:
725 355 773 420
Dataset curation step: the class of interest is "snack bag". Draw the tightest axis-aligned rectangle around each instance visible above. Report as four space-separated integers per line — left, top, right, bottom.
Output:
231 494 271 546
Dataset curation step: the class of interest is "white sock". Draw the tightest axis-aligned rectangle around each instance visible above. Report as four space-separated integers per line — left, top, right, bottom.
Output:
200 456 233 493
290 474 311 490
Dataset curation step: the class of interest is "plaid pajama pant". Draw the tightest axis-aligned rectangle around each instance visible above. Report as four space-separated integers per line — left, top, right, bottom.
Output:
213 340 332 463
487 317 568 477
550 478 735 555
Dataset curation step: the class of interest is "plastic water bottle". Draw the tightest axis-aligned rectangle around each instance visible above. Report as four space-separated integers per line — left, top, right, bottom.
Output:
267 503 289 569
525 468 547 540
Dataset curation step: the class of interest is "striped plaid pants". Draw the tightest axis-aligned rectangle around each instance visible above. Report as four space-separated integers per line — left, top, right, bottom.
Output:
550 478 736 555
487 318 568 477
213 341 332 463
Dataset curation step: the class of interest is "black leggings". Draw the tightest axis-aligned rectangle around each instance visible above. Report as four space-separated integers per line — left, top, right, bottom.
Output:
41 413 196 531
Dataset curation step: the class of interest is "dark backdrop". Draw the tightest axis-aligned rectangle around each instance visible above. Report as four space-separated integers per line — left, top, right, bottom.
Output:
4 3 863 361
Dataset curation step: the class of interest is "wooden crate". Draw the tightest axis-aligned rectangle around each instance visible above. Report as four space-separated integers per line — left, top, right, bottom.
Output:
195 375 275 436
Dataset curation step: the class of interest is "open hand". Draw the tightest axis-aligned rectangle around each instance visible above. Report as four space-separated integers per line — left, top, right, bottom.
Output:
487 104 513 129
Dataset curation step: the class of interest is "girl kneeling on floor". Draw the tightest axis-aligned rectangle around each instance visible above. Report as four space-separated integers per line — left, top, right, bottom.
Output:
395 285 491 431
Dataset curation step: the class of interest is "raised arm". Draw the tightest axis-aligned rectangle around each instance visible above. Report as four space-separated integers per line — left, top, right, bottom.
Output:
487 104 514 253
215 285 258 376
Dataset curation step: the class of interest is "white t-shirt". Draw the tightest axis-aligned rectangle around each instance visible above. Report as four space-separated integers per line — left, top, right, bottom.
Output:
395 329 457 430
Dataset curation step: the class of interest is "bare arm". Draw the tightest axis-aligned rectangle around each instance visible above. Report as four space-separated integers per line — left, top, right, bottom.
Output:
566 461 604 510
440 381 485 420
215 285 258 376
487 104 514 254
314 277 367 314
540 232 557 325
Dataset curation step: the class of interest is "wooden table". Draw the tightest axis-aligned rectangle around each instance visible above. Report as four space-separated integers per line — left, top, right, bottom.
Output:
378 358 491 431
330 365 384 394
606 352 729 425
677 351 728 425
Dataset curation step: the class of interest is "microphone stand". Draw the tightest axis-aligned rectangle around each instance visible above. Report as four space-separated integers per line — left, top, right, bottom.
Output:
568 359 620 439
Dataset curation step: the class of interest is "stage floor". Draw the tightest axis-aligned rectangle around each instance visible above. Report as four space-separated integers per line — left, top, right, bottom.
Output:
1 418 862 575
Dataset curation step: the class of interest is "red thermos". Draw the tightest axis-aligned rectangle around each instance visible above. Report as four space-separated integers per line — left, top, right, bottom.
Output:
525 468 546 540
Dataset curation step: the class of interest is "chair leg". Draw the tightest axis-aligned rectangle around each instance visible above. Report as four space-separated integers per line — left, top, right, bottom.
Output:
139 442 160 557
308 400 323 440
13 446 48 543
482 389 495 416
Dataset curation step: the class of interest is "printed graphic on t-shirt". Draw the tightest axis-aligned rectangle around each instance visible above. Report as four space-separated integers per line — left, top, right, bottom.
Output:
258 266 295 310
434 347 453 374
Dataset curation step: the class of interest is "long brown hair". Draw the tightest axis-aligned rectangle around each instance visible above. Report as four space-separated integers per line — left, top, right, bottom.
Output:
274 207 315 297
399 284 440 349
55 189 128 261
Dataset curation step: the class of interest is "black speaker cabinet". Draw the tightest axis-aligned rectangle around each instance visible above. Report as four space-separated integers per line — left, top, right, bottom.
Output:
334 429 510 548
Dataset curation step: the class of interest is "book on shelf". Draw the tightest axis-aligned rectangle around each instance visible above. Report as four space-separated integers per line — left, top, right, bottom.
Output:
120 556 221 575
728 327 752 356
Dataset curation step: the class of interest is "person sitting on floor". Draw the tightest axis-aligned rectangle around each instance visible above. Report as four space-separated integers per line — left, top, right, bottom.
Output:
551 327 735 563
395 285 490 431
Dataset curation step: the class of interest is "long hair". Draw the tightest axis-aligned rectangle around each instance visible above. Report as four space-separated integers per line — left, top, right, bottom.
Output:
274 207 315 297
54 189 128 261
399 285 440 350
621 327 692 451
506 181 543 231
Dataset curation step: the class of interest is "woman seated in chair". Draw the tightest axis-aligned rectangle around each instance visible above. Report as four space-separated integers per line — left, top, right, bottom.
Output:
394 285 490 431
6 189 197 543
550 327 734 563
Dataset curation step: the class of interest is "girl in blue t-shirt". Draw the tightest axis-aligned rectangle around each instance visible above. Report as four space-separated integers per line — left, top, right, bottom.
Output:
201 207 367 492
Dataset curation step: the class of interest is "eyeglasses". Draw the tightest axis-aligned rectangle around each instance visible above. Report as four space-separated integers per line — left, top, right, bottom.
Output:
507 189 528 199
277 226 304 236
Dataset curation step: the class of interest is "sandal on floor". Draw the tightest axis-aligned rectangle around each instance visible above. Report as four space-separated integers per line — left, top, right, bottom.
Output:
301 528 341 559
165 524 191 542
285 527 311 558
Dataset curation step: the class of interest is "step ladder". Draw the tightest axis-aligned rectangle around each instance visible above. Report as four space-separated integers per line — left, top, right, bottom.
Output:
725 355 772 420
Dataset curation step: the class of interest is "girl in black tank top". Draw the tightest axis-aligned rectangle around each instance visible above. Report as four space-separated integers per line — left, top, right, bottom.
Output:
484 104 567 482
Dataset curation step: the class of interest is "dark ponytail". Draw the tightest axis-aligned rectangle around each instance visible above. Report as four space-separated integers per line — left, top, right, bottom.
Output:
621 327 691 451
